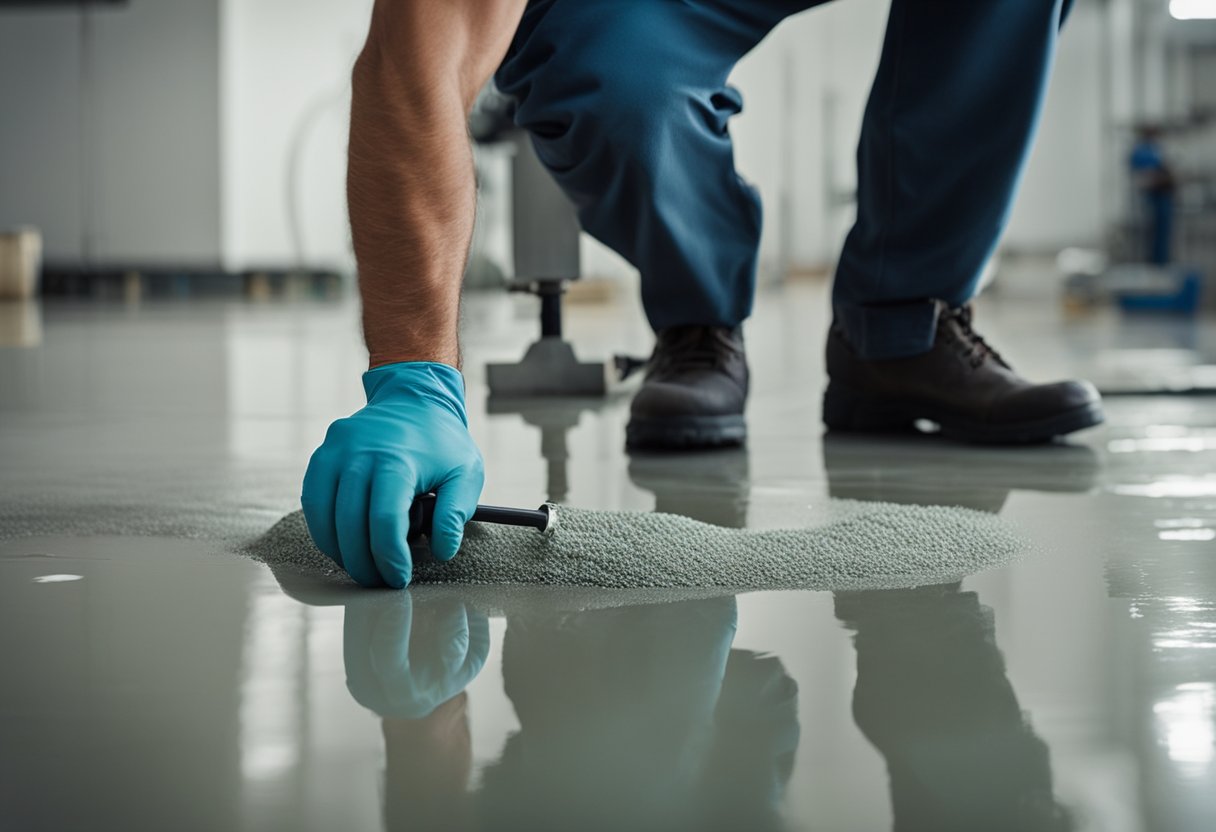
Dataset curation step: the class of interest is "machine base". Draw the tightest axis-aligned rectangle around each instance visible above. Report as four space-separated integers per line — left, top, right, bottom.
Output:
487 337 609 397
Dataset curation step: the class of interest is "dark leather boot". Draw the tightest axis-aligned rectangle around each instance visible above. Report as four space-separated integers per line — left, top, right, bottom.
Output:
824 303 1104 443
626 326 748 449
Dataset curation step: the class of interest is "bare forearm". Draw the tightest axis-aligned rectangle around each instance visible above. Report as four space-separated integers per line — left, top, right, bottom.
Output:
350 51 470 367
349 0 525 369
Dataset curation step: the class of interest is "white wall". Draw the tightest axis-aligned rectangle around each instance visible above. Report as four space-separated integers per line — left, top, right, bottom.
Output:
218 0 371 274
0 0 362 272
0 0 222 266
0 10 86 260
1004 0 1107 251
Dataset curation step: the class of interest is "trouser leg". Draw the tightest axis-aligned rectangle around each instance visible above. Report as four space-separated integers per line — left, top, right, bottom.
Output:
495 0 805 332
1148 192 1174 265
834 0 1074 360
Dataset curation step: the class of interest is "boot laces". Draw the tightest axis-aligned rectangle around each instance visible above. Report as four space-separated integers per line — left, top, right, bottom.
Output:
944 306 1007 370
650 326 740 375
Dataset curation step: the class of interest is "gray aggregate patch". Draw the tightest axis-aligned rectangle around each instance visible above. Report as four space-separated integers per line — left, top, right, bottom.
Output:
244 502 1028 592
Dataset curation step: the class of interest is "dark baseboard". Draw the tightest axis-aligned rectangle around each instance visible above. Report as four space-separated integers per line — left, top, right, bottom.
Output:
40 264 347 300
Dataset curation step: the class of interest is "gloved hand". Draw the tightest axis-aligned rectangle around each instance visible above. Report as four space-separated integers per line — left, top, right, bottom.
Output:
301 361 485 588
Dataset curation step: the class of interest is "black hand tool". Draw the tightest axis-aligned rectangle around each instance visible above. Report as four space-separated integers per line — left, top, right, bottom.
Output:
407 493 559 543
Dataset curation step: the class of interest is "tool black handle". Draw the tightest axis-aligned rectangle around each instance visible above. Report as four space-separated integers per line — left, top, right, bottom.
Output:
406 494 438 543
407 493 553 541
471 503 551 533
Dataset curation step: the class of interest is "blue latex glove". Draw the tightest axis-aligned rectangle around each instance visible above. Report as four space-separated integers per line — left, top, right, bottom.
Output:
301 361 484 588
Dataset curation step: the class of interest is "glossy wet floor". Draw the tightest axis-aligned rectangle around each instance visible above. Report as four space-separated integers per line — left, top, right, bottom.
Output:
1 282 1215 831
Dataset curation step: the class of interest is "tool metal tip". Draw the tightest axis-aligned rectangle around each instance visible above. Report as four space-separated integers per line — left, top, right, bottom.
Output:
540 503 559 536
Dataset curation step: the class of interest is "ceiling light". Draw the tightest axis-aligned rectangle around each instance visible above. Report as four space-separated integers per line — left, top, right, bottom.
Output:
1170 0 1216 20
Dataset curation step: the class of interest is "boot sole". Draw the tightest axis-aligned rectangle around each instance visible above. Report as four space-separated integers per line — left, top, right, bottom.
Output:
822 382 1105 444
626 414 747 450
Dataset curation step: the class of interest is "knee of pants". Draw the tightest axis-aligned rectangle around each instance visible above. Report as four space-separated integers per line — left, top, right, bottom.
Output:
505 23 744 181
515 63 700 181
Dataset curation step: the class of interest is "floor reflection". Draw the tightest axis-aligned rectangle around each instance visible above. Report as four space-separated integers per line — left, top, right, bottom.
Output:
486 397 608 504
338 590 795 832
836 584 1071 832
323 580 1071 831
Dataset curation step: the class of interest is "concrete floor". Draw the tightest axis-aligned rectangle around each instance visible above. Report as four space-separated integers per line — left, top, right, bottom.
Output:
1 280 1214 831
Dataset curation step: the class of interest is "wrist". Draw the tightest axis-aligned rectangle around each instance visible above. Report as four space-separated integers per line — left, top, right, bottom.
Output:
369 349 460 371
363 304 461 371
362 361 470 424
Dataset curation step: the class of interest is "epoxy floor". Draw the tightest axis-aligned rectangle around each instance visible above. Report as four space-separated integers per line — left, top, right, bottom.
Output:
1 281 1215 831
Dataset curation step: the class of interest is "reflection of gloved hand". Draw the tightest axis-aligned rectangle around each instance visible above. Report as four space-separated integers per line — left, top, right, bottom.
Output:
301 362 485 588
344 591 491 720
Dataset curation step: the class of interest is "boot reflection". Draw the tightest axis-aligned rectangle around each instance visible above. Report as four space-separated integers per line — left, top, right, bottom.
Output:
836 584 1073 832
627 447 751 528
823 432 1100 513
